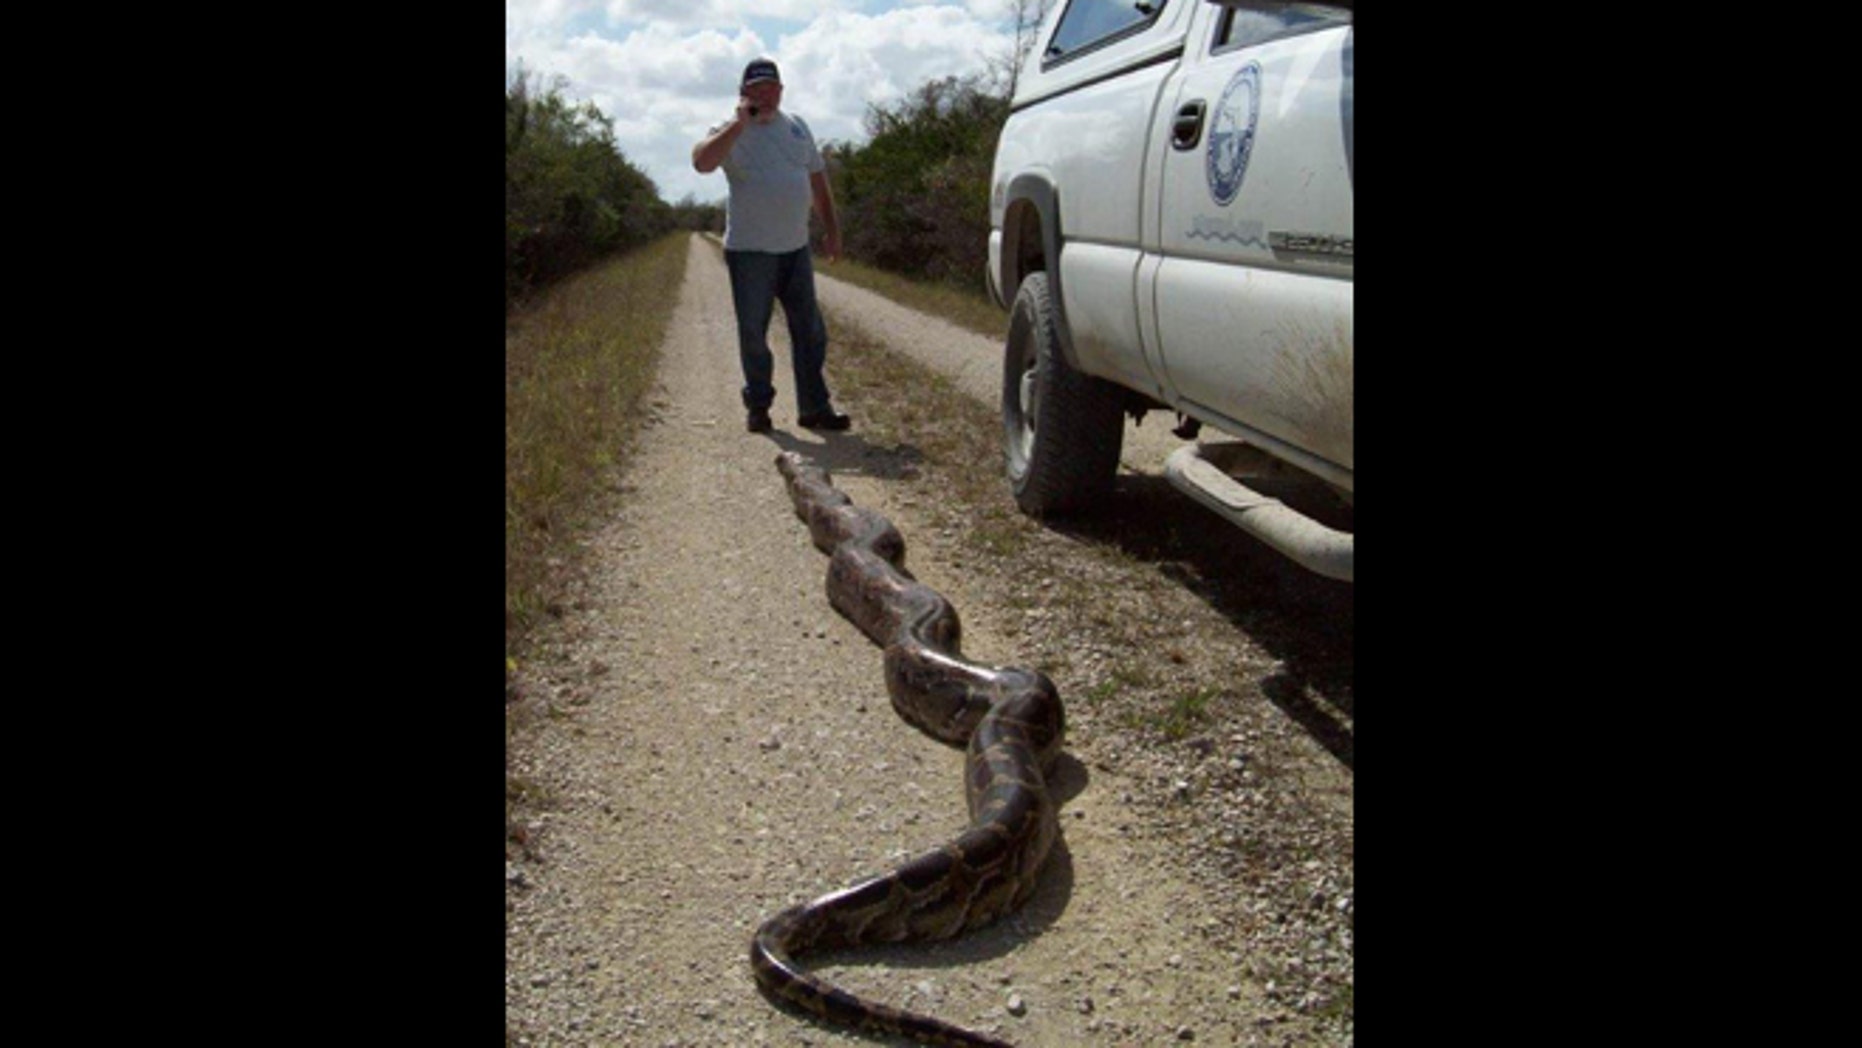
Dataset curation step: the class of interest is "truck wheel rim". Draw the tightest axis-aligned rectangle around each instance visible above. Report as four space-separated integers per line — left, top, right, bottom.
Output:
1018 364 1038 461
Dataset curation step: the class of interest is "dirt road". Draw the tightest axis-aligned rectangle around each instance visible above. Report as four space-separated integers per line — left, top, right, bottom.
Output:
505 235 1353 1046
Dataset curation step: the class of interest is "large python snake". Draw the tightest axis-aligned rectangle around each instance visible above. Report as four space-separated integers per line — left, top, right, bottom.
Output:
752 452 1066 1047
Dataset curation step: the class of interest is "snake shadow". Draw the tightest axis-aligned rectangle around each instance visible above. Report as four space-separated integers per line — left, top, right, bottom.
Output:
753 752 1089 1044
1046 468 1355 769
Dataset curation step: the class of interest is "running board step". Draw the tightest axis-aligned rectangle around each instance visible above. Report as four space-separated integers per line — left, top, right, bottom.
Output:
1163 444 1353 582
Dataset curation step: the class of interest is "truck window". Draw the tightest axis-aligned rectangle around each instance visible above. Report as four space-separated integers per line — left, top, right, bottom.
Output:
1045 0 1169 64
1214 3 1351 54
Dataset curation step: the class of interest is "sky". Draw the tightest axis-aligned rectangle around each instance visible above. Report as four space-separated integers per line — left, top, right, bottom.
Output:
506 1 1037 205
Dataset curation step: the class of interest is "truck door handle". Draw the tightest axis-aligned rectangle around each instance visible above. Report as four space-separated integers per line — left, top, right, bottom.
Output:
1172 101 1206 151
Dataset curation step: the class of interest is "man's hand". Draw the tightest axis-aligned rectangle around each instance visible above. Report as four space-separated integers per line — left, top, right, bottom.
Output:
820 229 842 264
738 92 779 126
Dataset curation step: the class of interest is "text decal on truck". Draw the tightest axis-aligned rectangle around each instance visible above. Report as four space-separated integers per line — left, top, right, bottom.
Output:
1206 61 1261 207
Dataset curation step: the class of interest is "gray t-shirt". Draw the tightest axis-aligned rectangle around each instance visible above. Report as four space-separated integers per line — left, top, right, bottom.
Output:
712 111 825 254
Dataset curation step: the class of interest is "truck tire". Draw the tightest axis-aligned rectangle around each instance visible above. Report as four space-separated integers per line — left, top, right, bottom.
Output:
1001 272 1124 515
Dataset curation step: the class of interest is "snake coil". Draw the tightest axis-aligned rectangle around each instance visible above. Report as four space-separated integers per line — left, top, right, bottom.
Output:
751 453 1066 1047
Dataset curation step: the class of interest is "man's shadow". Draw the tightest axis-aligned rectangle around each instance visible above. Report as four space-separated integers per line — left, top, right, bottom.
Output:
762 426 926 481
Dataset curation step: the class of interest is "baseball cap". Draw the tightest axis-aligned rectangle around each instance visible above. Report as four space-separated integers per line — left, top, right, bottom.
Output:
742 58 781 88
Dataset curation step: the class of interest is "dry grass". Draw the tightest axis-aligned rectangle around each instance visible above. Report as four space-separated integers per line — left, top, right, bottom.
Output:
506 234 689 857
505 233 689 646
821 309 1041 558
816 255 1008 340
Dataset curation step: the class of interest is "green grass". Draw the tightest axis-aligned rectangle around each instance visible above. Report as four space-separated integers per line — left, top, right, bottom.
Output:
1118 686 1217 741
1314 982 1353 1023
815 255 1008 340
1079 662 1156 707
505 232 690 647
972 511 1030 558
1158 688 1217 739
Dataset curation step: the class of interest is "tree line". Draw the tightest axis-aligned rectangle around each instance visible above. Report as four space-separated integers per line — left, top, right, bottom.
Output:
822 75 1008 293
506 67 719 309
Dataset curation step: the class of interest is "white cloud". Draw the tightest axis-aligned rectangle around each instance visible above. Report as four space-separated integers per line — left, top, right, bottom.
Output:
562 23 765 97
897 0 1023 17
603 0 849 28
506 4 1019 203
506 0 598 40
777 9 1010 139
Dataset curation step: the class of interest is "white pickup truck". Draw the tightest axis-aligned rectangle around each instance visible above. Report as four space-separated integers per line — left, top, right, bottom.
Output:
987 0 1353 580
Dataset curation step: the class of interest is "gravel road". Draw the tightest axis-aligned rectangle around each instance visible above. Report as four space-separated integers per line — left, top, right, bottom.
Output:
505 235 1353 1046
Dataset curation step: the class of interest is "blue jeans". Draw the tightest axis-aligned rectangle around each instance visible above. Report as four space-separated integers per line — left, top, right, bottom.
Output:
725 247 832 415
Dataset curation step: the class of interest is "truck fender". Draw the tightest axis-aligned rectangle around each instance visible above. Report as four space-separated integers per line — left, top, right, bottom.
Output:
1000 175 1083 372
1340 28 1353 190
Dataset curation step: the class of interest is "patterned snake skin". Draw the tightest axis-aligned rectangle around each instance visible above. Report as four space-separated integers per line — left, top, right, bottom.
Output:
751 452 1066 1047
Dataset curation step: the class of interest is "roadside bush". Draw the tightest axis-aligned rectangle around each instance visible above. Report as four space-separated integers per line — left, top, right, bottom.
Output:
826 76 1008 292
507 67 675 308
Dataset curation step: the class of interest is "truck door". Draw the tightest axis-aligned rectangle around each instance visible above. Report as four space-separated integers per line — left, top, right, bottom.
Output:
1144 3 1354 483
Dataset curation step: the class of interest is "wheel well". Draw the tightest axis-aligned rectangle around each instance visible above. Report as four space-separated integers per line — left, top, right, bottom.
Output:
1005 198 1046 295
1001 179 1083 371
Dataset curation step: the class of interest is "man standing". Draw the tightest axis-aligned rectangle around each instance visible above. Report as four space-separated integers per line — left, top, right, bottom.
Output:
692 58 850 434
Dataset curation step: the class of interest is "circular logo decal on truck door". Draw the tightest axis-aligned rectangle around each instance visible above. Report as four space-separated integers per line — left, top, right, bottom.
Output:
1207 61 1262 207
